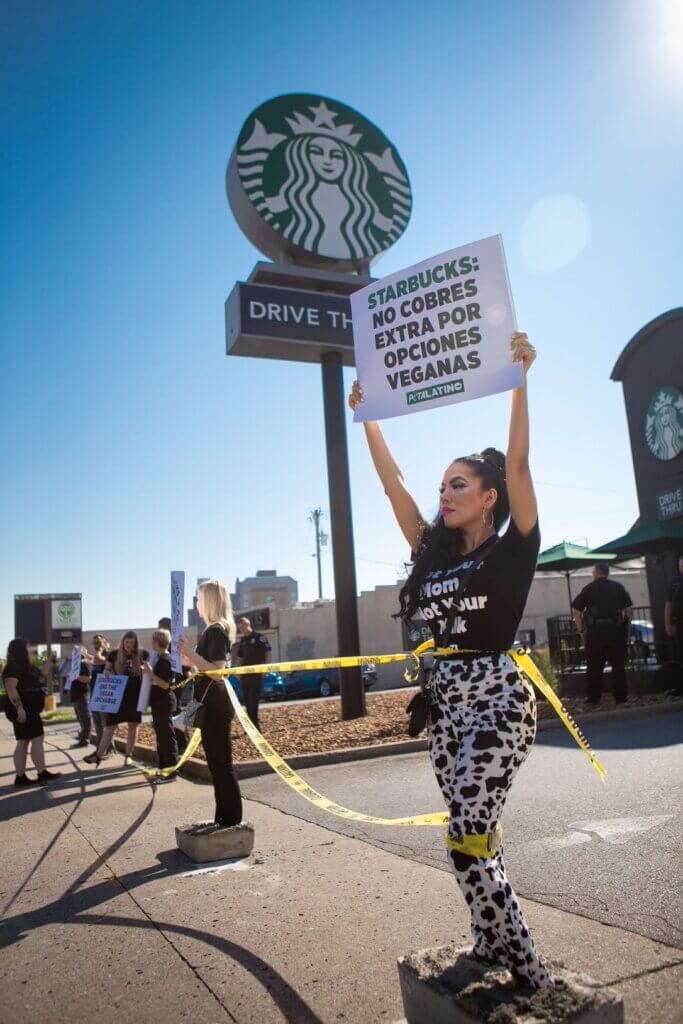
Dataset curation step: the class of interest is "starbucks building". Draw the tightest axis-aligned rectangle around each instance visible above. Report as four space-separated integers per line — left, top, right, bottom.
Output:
604 307 683 640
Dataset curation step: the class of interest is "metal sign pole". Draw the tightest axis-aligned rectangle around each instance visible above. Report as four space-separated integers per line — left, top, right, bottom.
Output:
321 351 365 720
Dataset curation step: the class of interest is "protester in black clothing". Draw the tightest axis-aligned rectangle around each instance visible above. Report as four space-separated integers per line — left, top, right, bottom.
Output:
178 579 242 827
231 617 272 728
89 634 115 756
69 648 92 747
3 639 61 786
84 631 146 767
665 554 683 695
142 629 179 779
572 564 633 704
158 615 190 753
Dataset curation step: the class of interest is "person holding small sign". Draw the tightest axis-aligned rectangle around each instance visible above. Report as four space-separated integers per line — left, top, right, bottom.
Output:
69 648 92 748
177 580 243 828
84 631 145 767
348 332 553 989
142 628 179 779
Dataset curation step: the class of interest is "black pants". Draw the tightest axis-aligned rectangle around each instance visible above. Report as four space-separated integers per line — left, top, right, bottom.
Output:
200 700 242 827
674 625 683 694
150 693 179 770
585 627 627 703
242 674 262 728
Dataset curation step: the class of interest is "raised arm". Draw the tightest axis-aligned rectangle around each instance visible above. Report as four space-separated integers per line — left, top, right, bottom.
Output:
506 332 538 536
348 381 425 552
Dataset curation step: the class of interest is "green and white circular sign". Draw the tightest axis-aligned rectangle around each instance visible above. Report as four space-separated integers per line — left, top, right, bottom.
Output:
644 386 683 460
227 94 412 269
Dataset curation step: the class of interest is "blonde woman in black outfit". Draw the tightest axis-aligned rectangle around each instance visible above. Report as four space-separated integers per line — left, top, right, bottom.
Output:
178 580 242 827
349 332 553 990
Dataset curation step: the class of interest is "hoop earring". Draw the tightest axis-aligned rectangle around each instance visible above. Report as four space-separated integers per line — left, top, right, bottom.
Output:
482 507 494 529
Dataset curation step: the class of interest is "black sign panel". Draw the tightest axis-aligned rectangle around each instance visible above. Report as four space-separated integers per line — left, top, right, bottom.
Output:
226 282 355 366
234 606 271 631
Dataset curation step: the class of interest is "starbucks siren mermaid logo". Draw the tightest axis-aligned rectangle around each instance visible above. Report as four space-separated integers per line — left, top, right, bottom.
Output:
235 97 411 262
645 387 683 461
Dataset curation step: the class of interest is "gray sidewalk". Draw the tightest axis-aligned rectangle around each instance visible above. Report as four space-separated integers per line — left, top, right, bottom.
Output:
0 720 681 1024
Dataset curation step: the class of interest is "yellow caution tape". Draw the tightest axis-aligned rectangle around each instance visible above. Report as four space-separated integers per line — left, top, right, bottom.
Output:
151 642 603 817
446 823 502 858
142 727 202 780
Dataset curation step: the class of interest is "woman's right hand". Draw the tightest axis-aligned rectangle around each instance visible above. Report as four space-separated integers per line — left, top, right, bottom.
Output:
17 707 27 724
103 666 112 678
348 379 364 411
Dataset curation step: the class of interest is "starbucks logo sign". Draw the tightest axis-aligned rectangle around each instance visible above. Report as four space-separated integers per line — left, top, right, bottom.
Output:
644 387 683 461
227 94 412 269
57 601 76 624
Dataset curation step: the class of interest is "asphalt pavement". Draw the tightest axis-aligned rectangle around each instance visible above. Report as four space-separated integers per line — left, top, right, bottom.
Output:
241 707 683 948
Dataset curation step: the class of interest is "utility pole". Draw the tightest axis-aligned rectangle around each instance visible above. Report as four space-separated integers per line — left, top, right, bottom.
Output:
309 508 324 600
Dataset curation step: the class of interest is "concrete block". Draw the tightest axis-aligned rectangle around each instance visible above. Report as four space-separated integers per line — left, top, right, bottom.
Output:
398 943 624 1024
175 821 255 864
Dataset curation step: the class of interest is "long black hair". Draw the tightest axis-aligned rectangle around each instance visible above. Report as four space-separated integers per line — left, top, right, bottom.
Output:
397 448 509 620
6 638 33 674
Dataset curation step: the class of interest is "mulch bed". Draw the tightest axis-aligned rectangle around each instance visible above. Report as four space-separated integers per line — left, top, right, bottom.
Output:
117 686 682 764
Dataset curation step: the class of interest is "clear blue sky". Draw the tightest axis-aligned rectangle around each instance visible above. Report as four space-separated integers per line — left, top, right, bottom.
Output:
2 0 682 650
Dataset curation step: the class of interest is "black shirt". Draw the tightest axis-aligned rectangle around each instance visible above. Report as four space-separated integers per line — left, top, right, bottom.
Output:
104 650 148 681
668 575 683 624
416 519 540 651
70 662 91 702
150 651 173 707
2 660 45 714
572 578 633 626
235 630 272 667
195 624 231 703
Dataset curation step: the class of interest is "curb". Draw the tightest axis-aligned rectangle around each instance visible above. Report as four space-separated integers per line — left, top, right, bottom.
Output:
115 700 683 782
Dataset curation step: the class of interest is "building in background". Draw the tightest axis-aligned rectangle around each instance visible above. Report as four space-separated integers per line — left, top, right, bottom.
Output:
233 570 298 613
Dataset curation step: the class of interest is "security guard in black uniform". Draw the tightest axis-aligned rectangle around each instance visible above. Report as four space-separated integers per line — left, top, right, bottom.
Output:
572 564 633 704
665 554 683 695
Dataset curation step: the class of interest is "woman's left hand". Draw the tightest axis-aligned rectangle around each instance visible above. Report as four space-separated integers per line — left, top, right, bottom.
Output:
177 636 192 661
511 332 536 374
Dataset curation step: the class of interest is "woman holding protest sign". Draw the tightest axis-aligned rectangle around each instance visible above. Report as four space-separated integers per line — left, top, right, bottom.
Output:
177 580 243 827
348 332 553 989
83 630 144 767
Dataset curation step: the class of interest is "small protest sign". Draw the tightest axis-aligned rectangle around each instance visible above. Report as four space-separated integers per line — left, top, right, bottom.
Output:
170 571 185 675
90 674 128 714
350 235 522 422
137 652 157 714
64 646 82 692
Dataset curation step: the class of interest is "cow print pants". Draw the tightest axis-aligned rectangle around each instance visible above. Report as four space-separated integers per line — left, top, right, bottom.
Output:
427 653 553 989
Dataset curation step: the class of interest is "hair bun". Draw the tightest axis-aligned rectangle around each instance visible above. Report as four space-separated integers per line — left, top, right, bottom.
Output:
480 447 506 476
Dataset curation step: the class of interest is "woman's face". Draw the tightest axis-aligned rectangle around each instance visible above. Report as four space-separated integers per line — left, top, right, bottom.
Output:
439 461 495 531
308 136 345 182
122 636 136 655
196 590 206 623
659 406 672 427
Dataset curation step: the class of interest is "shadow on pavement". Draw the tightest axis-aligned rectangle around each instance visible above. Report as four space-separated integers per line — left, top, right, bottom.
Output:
535 710 683 750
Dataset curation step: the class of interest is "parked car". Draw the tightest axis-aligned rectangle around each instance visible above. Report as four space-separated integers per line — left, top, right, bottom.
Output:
227 672 283 703
260 663 377 701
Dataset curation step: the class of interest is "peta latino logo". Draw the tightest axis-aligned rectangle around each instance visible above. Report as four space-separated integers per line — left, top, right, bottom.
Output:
644 387 683 461
231 94 411 264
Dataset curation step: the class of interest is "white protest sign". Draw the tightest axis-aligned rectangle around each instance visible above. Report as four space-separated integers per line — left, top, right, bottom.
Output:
90 674 128 714
64 646 82 692
170 570 185 675
137 652 157 714
351 235 522 422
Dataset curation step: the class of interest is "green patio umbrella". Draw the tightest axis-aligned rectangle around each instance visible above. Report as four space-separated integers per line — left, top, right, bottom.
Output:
593 521 683 557
536 541 617 615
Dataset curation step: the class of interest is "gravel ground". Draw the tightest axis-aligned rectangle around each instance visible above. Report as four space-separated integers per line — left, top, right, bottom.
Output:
117 686 683 763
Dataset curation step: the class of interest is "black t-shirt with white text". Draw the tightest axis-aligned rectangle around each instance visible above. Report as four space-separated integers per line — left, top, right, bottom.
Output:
195 624 232 705
416 519 540 651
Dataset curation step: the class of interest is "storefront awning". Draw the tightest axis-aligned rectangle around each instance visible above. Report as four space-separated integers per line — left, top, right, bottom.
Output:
593 521 683 556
